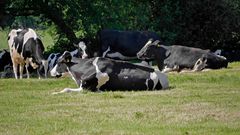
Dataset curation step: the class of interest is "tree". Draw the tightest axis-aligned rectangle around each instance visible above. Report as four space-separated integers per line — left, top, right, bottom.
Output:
2 0 240 52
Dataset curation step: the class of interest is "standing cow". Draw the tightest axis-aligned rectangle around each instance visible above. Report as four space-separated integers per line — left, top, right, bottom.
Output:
50 51 169 94
137 39 228 72
76 29 162 60
8 28 48 79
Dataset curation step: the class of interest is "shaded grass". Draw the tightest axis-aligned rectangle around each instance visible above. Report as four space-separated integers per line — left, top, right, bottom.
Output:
0 63 240 135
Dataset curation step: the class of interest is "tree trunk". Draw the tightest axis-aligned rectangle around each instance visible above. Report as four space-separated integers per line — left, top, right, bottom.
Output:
38 1 78 44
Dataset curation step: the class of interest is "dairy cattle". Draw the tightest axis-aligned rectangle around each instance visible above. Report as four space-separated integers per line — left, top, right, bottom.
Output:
0 49 11 72
137 39 228 72
214 49 240 62
8 28 48 79
50 51 169 94
47 53 61 73
76 29 162 60
46 49 83 74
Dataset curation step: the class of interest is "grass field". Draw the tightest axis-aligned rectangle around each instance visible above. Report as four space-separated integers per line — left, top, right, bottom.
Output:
0 63 239 135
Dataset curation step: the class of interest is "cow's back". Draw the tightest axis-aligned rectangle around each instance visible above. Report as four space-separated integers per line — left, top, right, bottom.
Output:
95 57 162 90
99 29 161 56
166 45 210 68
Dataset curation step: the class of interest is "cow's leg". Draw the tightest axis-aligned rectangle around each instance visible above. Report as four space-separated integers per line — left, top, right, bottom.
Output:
102 46 110 57
193 58 207 72
12 62 18 79
162 66 174 73
52 82 83 95
52 87 83 95
19 63 25 79
42 60 48 78
148 61 152 66
25 61 30 79
37 68 41 79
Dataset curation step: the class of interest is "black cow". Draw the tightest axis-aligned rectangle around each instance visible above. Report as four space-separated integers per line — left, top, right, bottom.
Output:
50 51 169 94
76 29 162 60
8 28 48 79
137 39 228 72
0 49 11 72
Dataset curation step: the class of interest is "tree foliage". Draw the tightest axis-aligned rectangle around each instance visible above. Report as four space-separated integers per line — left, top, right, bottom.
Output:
1 0 240 53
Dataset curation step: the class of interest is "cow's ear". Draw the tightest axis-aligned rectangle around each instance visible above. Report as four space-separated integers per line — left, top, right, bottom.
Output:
65 53 72 62
152 40 160 45
60 51 72 63
73 43 78 47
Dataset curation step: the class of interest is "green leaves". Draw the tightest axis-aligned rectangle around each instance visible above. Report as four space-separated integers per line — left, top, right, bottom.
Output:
3 0 240 52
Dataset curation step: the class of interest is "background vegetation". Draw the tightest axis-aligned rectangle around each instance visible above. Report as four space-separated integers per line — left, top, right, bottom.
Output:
1 1 240 133
1 0 240 54
0 62 239 134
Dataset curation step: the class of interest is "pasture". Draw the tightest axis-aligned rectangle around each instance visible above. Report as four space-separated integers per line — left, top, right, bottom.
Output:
0 62 239 135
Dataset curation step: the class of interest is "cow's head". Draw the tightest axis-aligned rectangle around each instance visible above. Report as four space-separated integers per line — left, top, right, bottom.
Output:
74 38 96 59
8 29 22 47
137 39 161 60
50 51 72 77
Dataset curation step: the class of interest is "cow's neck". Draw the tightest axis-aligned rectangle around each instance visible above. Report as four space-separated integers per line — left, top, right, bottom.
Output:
66 62 82 86
154 45 168 71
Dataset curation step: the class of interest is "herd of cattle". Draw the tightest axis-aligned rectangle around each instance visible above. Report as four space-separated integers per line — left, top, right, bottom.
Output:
0 28 232 93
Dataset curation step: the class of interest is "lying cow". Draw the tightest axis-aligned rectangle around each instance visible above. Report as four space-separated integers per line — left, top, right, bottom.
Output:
47 49 84 75
76 29 162 60
50 51 169 94
8 28 48 79
214 49 240 62
137 39 228 72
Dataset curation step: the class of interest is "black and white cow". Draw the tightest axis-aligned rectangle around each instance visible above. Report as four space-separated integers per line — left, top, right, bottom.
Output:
137 39 228 72
46 49 83 74
8 28 48 79
50 51 169 94
214 49 240 62
47 53 61 73
77 29 162 60
0 49 11 72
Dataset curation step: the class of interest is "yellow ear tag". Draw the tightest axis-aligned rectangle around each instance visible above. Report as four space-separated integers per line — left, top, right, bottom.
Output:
157 44 161 47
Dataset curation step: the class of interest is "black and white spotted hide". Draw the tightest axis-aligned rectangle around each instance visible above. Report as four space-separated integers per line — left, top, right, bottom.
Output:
50 51 169 94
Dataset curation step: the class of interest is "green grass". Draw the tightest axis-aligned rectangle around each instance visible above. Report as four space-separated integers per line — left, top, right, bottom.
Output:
0 63 240 135
0 30 9 50
0 29 54 51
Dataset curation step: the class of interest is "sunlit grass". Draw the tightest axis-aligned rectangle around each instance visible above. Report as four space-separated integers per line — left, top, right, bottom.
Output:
0 63 239 135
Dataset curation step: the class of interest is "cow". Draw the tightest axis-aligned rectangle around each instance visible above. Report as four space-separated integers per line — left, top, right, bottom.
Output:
47 53 61 74
8 28 48 79
46 49 83 75
0 49 11 72
50 51 169 94
137 39 228 73
76 29 162 60
214 49 240 62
